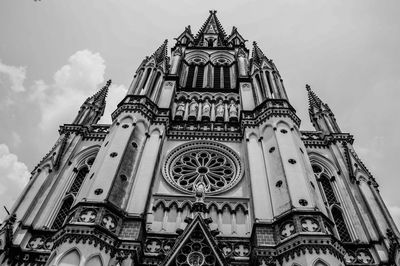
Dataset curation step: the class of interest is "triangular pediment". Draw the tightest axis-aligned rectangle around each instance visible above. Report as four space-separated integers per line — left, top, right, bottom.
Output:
162 215 227 266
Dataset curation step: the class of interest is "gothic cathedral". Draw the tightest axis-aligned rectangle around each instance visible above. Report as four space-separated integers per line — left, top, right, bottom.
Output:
1 11 399 266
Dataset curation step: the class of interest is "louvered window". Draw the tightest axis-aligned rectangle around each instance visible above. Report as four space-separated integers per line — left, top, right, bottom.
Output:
332 208 352 242
195 65 205 88
69 167 89 195
223 66 231 89
52 197 73 230
214 66 221 89
186 65 196 88
319 175 337 205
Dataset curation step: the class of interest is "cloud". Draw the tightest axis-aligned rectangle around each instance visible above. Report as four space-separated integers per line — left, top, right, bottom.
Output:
0 59 26 92
0 144 29 193
388 205 400 229
29 50 107 130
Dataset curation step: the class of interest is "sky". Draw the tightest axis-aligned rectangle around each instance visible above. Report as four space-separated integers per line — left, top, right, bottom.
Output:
0 0 399 228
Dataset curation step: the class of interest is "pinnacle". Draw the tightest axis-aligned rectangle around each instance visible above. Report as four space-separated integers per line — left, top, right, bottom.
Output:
306 84 323 111
195 10 227 44
152 39 168 64
251 41 267 65
93 79 111 105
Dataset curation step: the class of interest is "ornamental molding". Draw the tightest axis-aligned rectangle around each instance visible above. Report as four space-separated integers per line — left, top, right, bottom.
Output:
162 141 243 195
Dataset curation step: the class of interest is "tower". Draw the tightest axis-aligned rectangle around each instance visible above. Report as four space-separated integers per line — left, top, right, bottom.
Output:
1 10 399 266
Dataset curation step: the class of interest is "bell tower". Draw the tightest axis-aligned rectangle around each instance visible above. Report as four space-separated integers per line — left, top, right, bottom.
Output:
1 11 399 266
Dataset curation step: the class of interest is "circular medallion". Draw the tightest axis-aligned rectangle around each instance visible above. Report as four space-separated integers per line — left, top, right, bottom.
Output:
163 141 243 195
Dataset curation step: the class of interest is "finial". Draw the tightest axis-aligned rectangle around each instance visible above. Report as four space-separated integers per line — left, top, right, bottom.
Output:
253 41 257 46
306 84 311 91
106 79 112 87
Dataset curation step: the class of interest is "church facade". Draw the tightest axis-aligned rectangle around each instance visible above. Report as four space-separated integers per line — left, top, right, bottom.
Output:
1 11 399 266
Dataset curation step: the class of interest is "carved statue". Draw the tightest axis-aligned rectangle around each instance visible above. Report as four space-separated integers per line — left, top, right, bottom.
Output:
216 100 225 119
189 99 199 117
229 100 238 118
175 101 185 117
202 99 211 118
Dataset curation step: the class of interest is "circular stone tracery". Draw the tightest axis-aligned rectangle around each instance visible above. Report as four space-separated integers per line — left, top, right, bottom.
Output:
163 141 243 195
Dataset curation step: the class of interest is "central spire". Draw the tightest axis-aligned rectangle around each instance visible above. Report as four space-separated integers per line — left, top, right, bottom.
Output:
195 10 227 47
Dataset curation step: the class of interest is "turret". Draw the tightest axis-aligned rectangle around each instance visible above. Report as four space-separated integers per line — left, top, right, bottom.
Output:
72 79 111 126
127 40 169 101
307 84 341 134
249 42 289 103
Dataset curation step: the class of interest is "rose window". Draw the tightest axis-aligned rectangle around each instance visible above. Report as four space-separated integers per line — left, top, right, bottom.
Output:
163 141 243 194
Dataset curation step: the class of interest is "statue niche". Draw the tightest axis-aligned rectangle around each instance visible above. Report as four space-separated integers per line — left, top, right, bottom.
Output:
201 99 211 121
175 101 186 120
188 98 199 121
228 99 238 122
215 99 225 122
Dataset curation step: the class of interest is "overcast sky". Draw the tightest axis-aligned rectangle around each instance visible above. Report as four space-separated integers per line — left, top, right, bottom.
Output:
0 0 399 228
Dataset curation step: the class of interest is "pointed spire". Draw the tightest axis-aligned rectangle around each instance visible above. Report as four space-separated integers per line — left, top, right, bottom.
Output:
152 39 168 64
226 26 247 46
252 41 267 65
195 10 227 46
306 84 323 111
92 79 111 106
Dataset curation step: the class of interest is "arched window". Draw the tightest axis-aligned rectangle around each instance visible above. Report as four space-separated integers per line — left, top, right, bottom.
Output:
223 66 231 89
69 166 89 195
150 72 161 98
52 157 94 230
319 175 336 205
58 249 80 266
214 65 221 89
195 65 205 88
332 207 351 242
185 65 196 88
141 68 152 92
312 163 351 242
52 196 73 230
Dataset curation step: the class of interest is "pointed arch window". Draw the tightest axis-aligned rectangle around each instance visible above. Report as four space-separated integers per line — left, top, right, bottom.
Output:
312 164 352 242
195 65 205 88
69 166 89 195
332 207 351 242
51 156 94 230
52 196 73 230
214 65 221 89
319 175 337 205
223 66 231 89
186 65 196 88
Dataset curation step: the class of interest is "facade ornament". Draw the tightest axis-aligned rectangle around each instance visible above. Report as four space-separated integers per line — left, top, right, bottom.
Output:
215 99 225 121
188 98 199 120
175 101 186 119
228 99 238 122
201 98 211 120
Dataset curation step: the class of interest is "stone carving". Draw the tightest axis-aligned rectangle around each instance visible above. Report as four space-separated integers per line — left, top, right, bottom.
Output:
301 218 319 232
215 100 225 121
101 214 117 231
78 208 97 223
163 141 243 195
175 101 186 118
188 99 199 120
228 100 238 122
202 99 211 120
280 222 295 239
